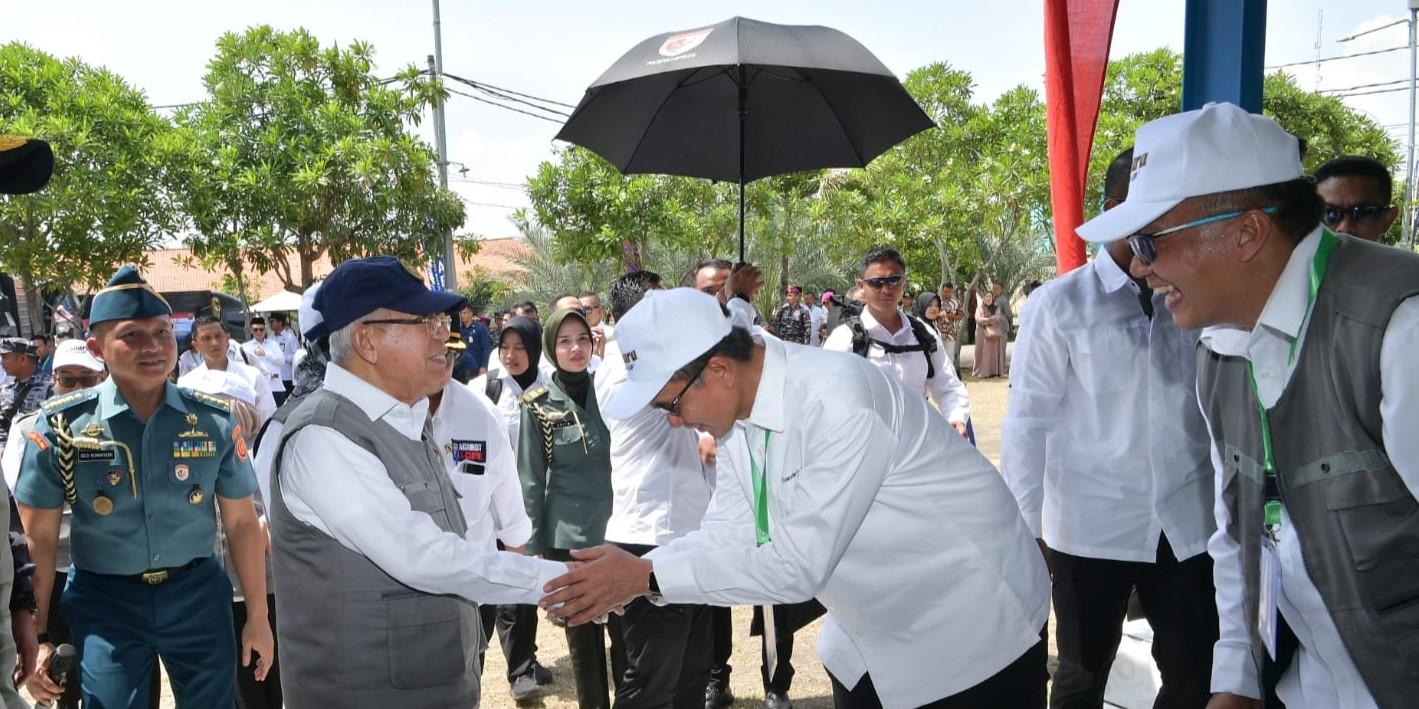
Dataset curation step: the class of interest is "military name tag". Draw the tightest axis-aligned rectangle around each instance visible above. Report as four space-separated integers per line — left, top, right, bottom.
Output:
172 440 217 459
451 439 486 463
78 449 116 463
551 419 577 430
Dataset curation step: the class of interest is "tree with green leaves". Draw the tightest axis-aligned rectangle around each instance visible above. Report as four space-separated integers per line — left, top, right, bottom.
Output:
0 42 180 330
174 26 468 296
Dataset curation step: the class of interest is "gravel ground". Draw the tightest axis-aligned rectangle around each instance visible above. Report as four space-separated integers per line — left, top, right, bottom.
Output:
49 348 1034 709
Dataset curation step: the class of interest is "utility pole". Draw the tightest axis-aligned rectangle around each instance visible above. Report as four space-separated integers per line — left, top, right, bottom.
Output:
431 0 457 290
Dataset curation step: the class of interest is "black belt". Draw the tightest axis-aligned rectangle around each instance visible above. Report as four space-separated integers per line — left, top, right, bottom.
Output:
93 558 205 586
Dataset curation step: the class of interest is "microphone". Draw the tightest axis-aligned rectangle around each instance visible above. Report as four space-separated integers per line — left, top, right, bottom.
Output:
34 643 76 708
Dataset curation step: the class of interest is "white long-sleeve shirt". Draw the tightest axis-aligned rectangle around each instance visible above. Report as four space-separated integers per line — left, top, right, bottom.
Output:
999 253 1214 562
430 378 532 551
822 308 970 425
277 363 566 605
178 359 278 428
598 338 712 547
470 368 549 452
646 338 1049 708
241 336 286 386
272 328 299 382
1203 228 1419 707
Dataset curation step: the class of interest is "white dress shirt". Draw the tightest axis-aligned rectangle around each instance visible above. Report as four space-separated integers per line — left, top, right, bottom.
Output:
808 304 825 346
178 359 278 427
822 308 971 425
598 338 712 547
272 328 299 382
177 349 203 377
278 363 566 605
1000 253 1214 562
470 368 549 452
646 338 1050 708
430 378 532 551
241 336 286 386
1203 228 1419 708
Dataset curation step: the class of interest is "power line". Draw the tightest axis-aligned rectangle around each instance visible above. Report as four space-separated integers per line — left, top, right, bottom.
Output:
442 73 571 117
1338 19 1408 43
1321 78 1412 94
443 73 577 110
456 196 523 209
450 177 527 191
1333 85 1413 99
444 85 566 124
1267 44 1407 70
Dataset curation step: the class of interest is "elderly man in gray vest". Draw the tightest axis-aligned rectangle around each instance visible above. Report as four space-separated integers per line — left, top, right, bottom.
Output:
269 257 570 709
1076 102 1419 709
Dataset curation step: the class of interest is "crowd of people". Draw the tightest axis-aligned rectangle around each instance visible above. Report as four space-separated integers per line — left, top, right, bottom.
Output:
0 98 1414 709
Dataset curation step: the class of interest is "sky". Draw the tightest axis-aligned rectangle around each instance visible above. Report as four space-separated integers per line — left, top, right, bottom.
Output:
10 1 1417 238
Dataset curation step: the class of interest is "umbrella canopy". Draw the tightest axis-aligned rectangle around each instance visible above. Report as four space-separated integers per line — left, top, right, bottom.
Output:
248 289 302 313
555 16 934 258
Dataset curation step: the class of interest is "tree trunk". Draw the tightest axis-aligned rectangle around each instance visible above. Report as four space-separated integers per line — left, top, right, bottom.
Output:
22 277 43 336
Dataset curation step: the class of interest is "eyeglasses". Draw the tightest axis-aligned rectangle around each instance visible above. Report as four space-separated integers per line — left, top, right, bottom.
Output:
863 275 905 290
364 314 452 338
1127 207 1278 266
653 364 705 416
1322 203 1391 227
55 374 101 388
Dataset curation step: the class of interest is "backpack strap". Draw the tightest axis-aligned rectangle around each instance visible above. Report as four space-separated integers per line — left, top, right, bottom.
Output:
484 376 504 404
846 313 938 379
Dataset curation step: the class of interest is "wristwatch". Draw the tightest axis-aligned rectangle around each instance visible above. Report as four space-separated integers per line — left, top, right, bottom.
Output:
647 568 663 602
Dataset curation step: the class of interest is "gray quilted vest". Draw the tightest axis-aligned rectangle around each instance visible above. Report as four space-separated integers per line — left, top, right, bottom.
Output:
268 387 482 709
1196 234 1419 708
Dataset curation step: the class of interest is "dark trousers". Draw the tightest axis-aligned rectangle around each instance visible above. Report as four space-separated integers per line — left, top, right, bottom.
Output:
48 570 162 709
477 602 541 681
707 605 796 695
232 594 281 709
64 556 236 709
547 549 623 709
1049 536 1218 709
829 636 1047 709
609 543 712 709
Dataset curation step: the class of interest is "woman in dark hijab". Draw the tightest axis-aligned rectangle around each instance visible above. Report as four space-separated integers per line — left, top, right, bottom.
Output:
516 308 614 709
913 292 942 324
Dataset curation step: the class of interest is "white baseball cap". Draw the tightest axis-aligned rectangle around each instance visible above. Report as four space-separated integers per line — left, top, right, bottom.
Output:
52 339 103 372
298 281 323 339
601 288 732 420
1077 102 1303 243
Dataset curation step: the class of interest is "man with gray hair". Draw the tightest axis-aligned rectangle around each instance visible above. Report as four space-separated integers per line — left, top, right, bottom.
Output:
269 256 570 709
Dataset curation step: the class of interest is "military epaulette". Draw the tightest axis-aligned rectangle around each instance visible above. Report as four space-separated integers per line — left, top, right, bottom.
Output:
181 388 232 412
40 388 97 413
519 387 548 405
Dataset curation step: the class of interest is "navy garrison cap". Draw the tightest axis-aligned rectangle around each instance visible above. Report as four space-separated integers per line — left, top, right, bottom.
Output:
89 266 172 326
0 136 53 195
314 256 467 333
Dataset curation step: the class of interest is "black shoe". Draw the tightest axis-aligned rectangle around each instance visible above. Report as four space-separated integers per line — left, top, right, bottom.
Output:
764 691 792 709
510 674 542 703
531 660 554 686
705 682 735 709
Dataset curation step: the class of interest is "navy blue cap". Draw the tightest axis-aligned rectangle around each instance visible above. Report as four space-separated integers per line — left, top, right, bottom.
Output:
89 266 172 326
0 136 53 195
314 256 467 333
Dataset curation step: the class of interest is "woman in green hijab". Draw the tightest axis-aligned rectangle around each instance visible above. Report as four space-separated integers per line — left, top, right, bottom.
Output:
516 307 615 709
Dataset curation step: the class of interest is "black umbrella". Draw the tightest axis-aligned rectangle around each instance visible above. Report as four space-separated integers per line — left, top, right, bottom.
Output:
555 16 934 260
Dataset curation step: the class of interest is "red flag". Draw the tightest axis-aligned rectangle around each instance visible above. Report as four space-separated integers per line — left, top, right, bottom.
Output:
1045 0 1120 274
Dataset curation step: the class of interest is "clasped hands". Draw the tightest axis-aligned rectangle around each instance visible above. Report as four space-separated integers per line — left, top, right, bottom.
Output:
539 545 655 627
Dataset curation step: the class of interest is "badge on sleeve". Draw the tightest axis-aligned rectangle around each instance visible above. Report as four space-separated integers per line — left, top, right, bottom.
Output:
25 431 47 452
233 425 249 462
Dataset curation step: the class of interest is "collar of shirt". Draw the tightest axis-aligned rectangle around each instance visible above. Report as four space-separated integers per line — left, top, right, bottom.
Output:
1201 226 1322 359
1093 248 1141 295
97 377 188 421
742 337 788 434
859 307 910 339
321 362 429 440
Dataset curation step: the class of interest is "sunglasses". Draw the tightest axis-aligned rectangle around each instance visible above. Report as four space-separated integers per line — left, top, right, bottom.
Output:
1322 203 1391 227
653 364 705 416
863 275 905 290
1127 207 1277 266
55 374 101 388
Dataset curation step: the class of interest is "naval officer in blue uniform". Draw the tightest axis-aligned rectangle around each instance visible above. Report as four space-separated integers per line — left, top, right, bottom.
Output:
15 266 273 707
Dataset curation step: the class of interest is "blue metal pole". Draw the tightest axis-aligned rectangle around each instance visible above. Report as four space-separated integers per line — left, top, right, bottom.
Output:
1181 0 1268 112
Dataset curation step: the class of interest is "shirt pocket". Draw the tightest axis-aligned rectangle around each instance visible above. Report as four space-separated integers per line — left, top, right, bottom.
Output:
1070 329 1135 394
1326 467 1419 572
552 422 585 449
398 479 448 517
385 592 471 689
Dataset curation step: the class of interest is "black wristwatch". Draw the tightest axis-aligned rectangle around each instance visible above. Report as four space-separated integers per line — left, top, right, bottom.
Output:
647 568 662 600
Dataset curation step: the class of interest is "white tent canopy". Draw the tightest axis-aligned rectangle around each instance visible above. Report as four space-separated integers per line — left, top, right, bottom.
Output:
248 290 302 313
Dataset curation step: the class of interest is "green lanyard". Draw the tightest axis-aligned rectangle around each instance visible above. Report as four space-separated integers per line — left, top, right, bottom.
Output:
1246 229 1338 530
746 429 773 546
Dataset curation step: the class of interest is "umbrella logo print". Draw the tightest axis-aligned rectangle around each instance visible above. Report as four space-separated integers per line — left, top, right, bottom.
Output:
658 28 713 57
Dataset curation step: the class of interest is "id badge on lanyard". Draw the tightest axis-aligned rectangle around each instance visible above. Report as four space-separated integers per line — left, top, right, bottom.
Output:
1258 535 1281 659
